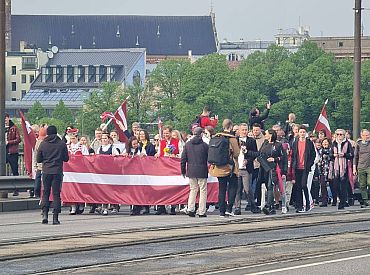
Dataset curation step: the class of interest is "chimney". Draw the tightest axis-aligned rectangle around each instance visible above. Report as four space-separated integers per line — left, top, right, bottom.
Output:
19 41 25 52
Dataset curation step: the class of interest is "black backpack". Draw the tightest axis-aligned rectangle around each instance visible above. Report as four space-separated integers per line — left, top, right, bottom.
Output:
208 134 231 166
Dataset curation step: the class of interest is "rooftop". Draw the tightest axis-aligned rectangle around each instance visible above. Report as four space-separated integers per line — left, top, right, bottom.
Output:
11 15 217 56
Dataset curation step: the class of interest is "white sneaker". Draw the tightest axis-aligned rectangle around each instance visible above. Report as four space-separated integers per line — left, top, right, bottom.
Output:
225 211 235 217
281 207 287 214
102 209 108 215
111 208 118 214
70 205 76 215
180 206 188 214
208 205 216 213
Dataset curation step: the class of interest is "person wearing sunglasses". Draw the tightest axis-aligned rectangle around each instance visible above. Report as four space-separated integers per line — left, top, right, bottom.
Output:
331 129 354 210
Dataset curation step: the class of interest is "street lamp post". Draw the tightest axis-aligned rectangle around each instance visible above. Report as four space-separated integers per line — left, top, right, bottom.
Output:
0 0 6 176
353 0 362 140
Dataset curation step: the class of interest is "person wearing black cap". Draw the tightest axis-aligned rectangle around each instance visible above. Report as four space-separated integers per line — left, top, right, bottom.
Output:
37 125 69 225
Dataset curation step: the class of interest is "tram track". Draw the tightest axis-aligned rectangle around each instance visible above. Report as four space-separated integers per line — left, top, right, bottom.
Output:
2 209 370 263
29 228 370 275
1 208 369 247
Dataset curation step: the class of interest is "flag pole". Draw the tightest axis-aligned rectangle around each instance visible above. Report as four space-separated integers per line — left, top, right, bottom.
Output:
91 95 130 147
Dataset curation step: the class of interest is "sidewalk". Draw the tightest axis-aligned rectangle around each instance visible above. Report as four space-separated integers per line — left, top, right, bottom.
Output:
0 191 40 212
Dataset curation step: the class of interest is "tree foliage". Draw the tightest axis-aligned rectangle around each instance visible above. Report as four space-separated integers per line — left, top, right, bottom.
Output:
52 100 74 126
26 101 47 123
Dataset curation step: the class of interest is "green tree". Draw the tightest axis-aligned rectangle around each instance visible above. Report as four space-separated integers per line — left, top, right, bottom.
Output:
52 100 74 125
149 59 191 123
76 82 126 136
37 117 67 135
175 54 233 130
26 101 47 123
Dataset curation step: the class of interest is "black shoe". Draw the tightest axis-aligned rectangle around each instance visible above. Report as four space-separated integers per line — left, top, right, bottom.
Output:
269 208 276 215
52 214 60 225
275 203 280 210
262 206 269 215
155 208 167 215
170 207 176 215
188 211 196 217
76 207 84 215
12 190 19 196
331 202 337 206
320 203 328 207
245 204 251 211
198 214 207 217
234 208 241 215
89 205 97 214
251 207 261 214
42 210 48 224
349 198 355 206
338 205 345 210
142 206 150 215
344 202 350 207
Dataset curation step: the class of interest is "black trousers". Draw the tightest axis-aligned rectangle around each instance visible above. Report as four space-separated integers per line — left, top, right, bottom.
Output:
218 174 238 214
41 173 63 213
295 169 310 210
6 153 19 176
335 176 349 207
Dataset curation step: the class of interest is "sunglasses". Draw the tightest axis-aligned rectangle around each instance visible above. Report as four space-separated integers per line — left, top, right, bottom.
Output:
336 133 344 136
154 139 159 141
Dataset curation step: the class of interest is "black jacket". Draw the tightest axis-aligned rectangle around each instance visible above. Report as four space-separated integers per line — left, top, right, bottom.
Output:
248 109 270 129
239 137 259 173
181 136 209 178
37 134 69 174
291 138 316 173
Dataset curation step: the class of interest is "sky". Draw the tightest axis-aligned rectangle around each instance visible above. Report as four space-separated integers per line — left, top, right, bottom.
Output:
12 0 368 41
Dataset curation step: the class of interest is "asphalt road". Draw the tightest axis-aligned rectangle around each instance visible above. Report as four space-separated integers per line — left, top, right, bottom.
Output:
2 205 370 275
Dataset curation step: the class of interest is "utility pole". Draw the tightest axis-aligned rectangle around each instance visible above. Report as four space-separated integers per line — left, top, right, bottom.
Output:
0 0 6 176
353 0 362 140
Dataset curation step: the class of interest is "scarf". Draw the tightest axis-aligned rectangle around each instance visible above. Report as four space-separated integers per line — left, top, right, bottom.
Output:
333 139 348 180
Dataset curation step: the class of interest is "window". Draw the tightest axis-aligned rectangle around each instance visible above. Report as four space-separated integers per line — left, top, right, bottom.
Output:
29 75 35 83
22 57 37 70
133 70 141 86
88 66 96 82
99 65 107 82
78 66 85 83
56 66 64 83
11 82 16 91
11 66 16 75
338 42 344 47
11 98 17 101
21 74 27 83
67 66 74 83
21 90 26 98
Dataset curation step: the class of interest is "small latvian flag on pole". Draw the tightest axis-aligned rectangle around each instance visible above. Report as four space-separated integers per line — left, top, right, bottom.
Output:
314 99 332 138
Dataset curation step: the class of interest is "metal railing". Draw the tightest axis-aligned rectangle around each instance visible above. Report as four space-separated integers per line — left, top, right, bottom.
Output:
5 152 27 176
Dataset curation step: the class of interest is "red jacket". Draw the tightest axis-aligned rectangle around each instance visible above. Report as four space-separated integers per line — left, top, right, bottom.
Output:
159 138 179 157
7 121 21 154
200 116 218 129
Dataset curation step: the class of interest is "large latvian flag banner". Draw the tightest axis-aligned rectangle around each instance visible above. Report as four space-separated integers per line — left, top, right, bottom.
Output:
61 156 219 205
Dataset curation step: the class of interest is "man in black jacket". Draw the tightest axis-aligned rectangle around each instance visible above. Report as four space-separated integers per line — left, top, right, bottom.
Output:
181 127 209 217
234 123 260 214
37 125 69 224
248 101 271 129
291 125 316 213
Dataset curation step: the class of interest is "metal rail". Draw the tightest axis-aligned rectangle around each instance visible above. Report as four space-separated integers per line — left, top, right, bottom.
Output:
0 176 33 191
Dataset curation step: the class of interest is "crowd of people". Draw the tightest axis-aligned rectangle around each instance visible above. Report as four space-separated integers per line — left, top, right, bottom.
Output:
7 102 370 223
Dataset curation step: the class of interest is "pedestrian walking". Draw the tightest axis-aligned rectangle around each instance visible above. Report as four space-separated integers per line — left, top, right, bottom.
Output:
37 125 69 225
181 127 209 217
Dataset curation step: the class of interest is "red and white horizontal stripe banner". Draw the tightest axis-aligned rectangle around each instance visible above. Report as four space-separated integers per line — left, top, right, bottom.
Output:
62 156 219 205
